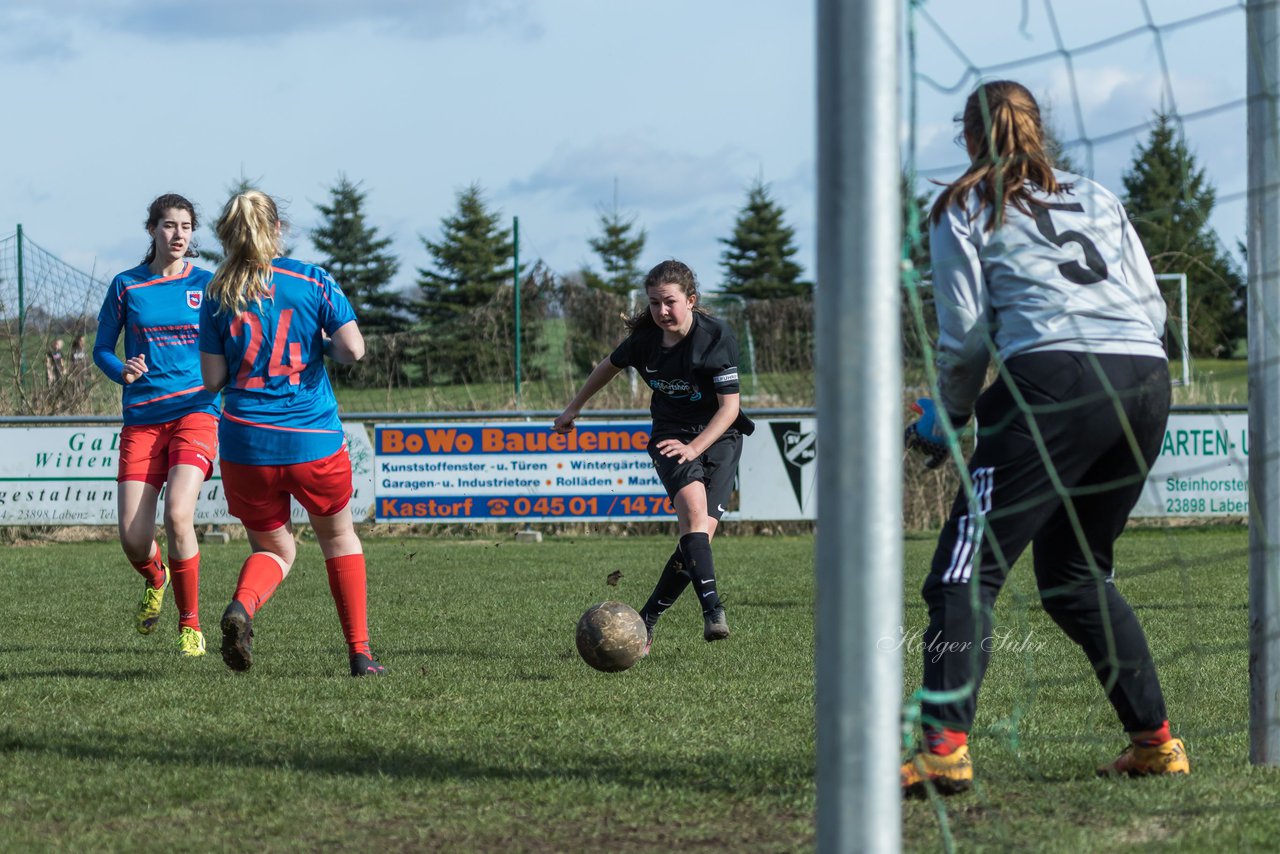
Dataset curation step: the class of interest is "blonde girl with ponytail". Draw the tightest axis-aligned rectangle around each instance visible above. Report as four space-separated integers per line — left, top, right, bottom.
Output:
198 189 385 677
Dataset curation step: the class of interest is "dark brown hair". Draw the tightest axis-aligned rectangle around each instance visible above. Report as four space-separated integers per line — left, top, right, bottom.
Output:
142 193 199 265
624 259 710 333
930 80 1067 231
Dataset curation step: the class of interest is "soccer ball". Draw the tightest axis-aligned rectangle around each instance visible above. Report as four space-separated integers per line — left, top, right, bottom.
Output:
575 600 647 673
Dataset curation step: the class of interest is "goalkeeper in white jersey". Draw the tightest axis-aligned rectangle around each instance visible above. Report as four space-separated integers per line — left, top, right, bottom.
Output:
901 80 1188 797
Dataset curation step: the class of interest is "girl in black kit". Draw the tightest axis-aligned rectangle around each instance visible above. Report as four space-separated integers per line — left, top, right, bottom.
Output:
554 260 753 651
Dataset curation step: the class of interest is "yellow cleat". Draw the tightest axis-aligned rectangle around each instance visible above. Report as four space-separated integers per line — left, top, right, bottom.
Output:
135 563 170 635
177 627 206 658
901 745 973 797
1097 737 1190 777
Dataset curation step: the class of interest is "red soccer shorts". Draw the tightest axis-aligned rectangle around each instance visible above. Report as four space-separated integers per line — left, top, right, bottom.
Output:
219 445 354 531
117 412 219 489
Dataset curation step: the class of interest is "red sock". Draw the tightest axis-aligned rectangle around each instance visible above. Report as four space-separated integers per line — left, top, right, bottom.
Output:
129 541 165 588
325 553 371 657
232 553 285 618
1132 720 1173 748
924 726 968 756
168 552 201 631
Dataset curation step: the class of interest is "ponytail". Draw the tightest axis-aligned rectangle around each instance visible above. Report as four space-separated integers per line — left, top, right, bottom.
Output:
930 80 1067 231
208 190 282 315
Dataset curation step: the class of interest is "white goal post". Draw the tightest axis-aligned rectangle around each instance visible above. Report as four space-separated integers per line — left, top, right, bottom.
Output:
1155 273 1191 387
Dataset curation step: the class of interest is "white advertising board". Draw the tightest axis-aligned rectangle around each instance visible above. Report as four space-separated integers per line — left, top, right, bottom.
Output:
0 424 375 525
1133 412 1248 517
738 418 818 521
734 412 1247 521
0 411 1243 525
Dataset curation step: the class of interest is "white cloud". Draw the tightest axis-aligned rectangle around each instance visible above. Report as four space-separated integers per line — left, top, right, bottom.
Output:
0 8 75 62
509 135 754 209
0 0 540 52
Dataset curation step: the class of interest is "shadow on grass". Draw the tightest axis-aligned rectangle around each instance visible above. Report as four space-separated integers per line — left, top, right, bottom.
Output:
0 668 158 682
738 599 809 611
0 727 812 796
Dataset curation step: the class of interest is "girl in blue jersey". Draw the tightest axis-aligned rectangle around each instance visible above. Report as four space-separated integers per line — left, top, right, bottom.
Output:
198 189 384 677
555 260 753 653
95 193 220 658
901 80 1187 796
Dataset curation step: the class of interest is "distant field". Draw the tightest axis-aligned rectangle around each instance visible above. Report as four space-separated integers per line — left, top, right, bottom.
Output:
1175 357 1248 405
2 525 1274 850
0 329 1244 418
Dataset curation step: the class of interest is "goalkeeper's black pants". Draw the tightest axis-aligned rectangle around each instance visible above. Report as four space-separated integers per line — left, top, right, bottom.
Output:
919 351 1171 734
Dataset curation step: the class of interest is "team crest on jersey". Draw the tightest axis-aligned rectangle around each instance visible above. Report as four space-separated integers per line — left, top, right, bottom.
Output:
185 290 203 310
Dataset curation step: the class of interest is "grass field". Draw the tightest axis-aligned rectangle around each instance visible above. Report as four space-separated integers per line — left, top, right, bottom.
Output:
901 524 1276 852
1175 357 1248 405
2 525 1275 851
0 534 815 851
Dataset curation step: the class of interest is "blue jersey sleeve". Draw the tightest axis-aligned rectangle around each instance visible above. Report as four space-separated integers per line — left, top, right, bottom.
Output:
198 298 225 355
319 268 358 335
93 278 127 384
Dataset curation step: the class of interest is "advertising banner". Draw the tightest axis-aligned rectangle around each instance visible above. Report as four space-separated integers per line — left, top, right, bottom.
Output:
0 410 1246 525
374 422 673 522
738 418 818 520
0 424 376 525
734 412 1247 520
1132 412 1248 517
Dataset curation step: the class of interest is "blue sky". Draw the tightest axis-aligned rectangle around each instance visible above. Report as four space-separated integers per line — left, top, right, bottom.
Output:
0 0 1249 299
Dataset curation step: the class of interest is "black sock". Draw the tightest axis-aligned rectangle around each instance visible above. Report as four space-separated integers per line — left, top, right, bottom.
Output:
639 548 690 630
679 532 722 616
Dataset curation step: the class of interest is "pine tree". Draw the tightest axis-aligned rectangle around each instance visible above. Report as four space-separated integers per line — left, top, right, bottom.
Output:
310 175 404 335
416 182 513 323
582 196 646 297
1121 113 1245 357
414 183 516 382
719 179 809 298
902 173 932 274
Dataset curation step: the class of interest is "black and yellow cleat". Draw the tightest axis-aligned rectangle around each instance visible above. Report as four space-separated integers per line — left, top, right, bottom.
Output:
901 745 974 798
135 563 170 635
1097 737 1189 777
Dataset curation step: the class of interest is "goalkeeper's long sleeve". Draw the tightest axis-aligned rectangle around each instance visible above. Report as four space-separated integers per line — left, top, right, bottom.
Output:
928 169 1168 420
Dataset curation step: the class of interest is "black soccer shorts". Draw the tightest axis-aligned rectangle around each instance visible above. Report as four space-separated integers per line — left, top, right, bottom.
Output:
647 431 743 520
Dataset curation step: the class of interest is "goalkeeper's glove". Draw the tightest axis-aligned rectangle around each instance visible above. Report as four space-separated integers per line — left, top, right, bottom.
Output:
905 398 961 469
